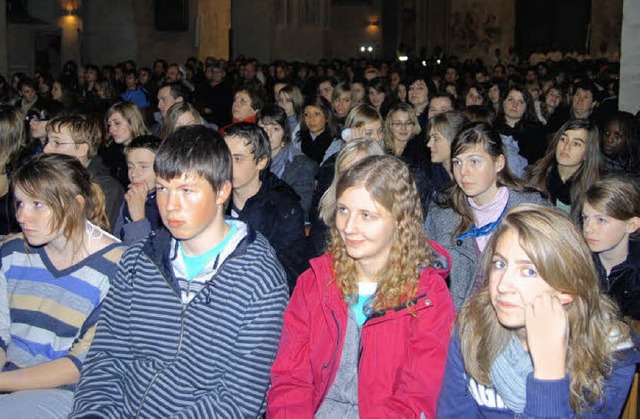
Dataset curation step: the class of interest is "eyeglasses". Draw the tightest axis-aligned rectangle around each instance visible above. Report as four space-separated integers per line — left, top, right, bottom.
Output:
391 121 414 128
603 130 623 141
43 139 76 149
25 114 47 122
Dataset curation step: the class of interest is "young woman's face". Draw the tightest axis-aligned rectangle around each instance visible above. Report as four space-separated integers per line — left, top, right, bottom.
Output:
389 110 414 143
333 92 353 118
452 144 504 206
427 127 451 164
396 84 407 103
107 111 133 145
368 87 385 109
303 106 327 135
555 128 587 172
336 185 396 275
465 87 483 106
408 80 429 107
14 186 60 247
276 92 295 116
258 120 286 155
351 83 365 103
602 120 626 157
582 202 637 256
489 228 559 330
51 82 62 101
488 85 500 104
127 147 157 191
545 88 562 110
503 90 527 122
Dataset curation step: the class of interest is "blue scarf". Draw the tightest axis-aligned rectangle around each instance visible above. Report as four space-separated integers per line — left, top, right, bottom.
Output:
455 200 509 243
489 334 533 413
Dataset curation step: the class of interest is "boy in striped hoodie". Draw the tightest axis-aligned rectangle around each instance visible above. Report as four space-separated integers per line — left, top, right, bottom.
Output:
71 125 289 418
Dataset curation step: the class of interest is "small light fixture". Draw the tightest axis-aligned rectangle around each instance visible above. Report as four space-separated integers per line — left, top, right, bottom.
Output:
398 56 408 62
360 46 366 52
367 46 373 52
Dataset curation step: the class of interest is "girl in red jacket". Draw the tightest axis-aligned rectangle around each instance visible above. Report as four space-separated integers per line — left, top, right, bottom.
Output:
267 155 456 418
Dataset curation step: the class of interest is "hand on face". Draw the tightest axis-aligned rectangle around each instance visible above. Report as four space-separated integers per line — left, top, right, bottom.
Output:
521 290 569 380
125 182 149 222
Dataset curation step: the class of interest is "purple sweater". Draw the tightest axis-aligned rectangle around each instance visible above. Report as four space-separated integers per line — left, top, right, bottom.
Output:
436 330 640 418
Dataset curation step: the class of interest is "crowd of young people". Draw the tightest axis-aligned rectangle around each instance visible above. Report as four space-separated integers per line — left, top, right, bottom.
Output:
0 51 638 417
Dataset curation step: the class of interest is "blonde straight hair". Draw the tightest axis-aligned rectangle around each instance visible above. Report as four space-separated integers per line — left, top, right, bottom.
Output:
457 204 629 413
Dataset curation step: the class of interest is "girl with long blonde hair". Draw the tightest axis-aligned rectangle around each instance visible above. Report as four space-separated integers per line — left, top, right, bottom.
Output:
268 155 455 418
438 204 639 417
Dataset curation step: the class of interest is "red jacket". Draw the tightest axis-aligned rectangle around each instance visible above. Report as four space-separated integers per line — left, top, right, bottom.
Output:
266 240 456 418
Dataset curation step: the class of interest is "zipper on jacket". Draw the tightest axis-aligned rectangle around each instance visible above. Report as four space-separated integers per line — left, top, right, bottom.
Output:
317 309 342 409
133 247 238 417
135 305 187 418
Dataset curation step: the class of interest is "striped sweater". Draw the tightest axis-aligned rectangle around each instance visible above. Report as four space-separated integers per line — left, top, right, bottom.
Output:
0 234 125 375
71 223 289 418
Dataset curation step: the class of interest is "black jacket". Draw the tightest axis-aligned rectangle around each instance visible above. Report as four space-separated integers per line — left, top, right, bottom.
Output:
495 117 546 165
87 155 125 233
595 240 640 320
99 142 129 188
228 172 308 293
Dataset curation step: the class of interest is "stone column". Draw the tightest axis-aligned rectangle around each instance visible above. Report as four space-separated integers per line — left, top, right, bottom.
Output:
619 0 640 114
59 0 83 65
198 0 231 60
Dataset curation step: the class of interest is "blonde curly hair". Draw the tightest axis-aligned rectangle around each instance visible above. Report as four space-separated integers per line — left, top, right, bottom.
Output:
329 155 439 312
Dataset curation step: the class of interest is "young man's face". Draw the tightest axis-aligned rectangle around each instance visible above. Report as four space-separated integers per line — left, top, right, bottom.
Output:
21 85 37 103
127 148 157 191
317 82 333 102
156 173 230 255
44 126 88 163
224 135 267 196
125 74 137 89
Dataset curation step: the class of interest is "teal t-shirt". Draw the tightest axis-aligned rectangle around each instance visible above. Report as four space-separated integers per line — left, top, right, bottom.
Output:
179 223 238 281
351 281 377 327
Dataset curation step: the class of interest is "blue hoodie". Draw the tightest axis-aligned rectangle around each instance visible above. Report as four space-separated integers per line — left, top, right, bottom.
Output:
437 329 640 418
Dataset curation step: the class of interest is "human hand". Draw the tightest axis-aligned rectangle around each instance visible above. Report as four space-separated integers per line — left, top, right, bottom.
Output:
342 127 369 142
124 183 148 222
523 291 569 380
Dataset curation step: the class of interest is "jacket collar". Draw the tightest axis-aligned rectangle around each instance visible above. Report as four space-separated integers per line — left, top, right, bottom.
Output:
139 221 258 294
308 240 452 323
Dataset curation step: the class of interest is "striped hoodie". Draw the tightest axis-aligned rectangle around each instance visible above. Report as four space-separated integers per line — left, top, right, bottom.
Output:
71 222 289 418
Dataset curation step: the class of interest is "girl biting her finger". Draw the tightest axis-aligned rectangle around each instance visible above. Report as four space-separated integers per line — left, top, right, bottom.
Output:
437 204 639 418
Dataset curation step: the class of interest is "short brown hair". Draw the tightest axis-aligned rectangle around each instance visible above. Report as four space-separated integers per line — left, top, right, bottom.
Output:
46 114 103 158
